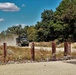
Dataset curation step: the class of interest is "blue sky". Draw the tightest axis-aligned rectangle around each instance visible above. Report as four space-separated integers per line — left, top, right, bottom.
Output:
0 0 62 32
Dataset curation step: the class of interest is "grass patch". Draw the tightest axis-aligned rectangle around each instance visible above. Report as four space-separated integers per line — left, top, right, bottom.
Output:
35 49 52 61
0 45 76 62
56 51 64 59
7 46 31 61
34 42 52 47
57 43 64 48
34 42 64 48
72 51 76 57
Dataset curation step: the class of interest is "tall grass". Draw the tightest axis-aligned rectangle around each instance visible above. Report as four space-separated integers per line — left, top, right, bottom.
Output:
0 45 76 62
34 42 64 48
34 42 52 47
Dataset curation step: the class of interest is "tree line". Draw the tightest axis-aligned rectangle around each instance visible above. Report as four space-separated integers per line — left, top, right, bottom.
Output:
0 0 76 42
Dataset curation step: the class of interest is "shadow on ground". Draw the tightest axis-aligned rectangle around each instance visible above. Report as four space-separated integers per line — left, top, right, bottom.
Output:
64 60 76 65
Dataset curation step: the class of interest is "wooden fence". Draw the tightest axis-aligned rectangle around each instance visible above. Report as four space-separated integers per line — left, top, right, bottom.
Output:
2 42 72 63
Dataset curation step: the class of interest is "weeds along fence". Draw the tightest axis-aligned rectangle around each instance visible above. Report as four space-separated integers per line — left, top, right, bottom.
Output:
0 42 76 63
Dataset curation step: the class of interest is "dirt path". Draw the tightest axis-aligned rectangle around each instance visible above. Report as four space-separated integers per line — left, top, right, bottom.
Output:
0 59 76 75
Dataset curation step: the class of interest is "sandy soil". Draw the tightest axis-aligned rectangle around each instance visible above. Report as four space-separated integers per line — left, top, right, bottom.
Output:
0 59 76 75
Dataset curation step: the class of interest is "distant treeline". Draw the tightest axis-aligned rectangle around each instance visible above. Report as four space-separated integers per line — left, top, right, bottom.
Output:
0 0 76 42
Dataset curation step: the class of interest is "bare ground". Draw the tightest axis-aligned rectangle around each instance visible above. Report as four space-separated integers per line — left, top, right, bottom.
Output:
0 59 76 75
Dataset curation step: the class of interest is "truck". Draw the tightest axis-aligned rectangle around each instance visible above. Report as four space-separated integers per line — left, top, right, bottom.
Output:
16 34 29 46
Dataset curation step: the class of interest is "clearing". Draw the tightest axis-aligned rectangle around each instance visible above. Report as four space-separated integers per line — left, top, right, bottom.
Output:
0 59 76 75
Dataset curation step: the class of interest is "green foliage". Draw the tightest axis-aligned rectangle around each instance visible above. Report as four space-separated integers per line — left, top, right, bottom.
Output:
41 9 54 22
55 0 76 41
35 9 55 41
0 0 76 42
27 26 37 41
6 25 26 35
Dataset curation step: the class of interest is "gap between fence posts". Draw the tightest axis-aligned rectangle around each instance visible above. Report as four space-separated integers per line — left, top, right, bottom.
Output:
68 42 71 55
3 43 7 63
31 42 35 61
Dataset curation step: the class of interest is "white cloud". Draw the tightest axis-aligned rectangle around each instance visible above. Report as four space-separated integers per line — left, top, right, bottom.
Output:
22 4 25 7
15 24 26 28
21 24 26 28
0 2 20 12
0 18 4 22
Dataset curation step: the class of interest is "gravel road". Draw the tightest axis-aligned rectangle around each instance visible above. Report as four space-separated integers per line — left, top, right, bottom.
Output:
0 59 76 75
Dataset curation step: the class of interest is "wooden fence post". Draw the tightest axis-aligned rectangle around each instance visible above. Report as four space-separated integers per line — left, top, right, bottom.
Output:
3 43 7 63
31 42 35 61
52 41 56 60
64 42 68 56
